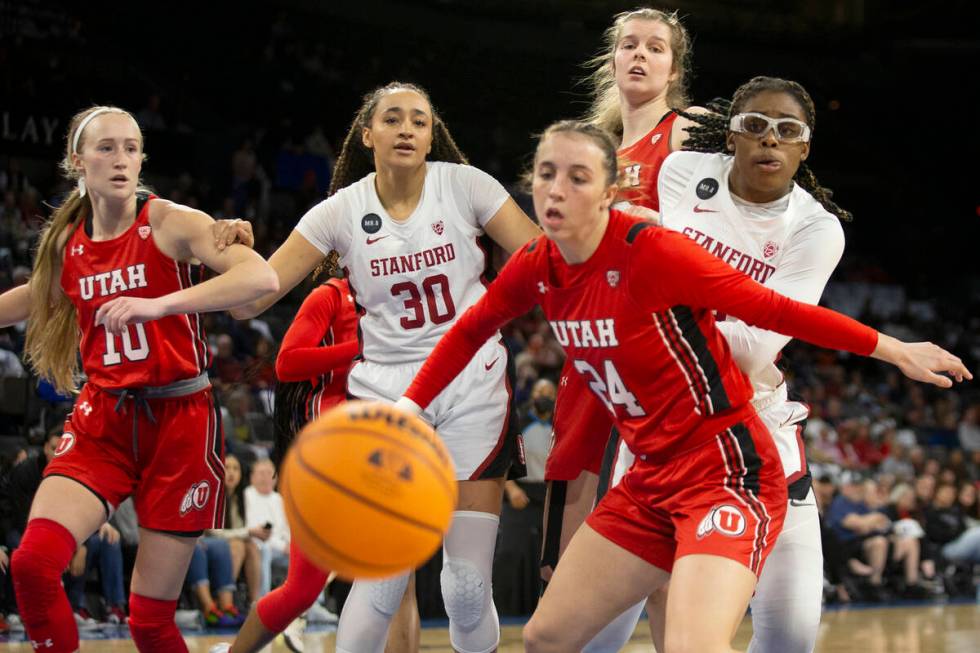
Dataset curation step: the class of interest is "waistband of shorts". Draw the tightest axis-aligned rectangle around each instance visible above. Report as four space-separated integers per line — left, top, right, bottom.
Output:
97 373 211 399
750 382 788 415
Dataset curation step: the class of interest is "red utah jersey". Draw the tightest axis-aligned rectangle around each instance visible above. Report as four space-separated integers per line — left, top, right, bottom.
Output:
276 277 359 420
406 210 877 464
617 111 677 211
61 193 210 389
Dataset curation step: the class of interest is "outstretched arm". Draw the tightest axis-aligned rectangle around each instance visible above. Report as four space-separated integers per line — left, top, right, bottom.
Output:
96 203 279 333
402 242 541 411
632 228 971 388
0 284 30 328
230 230 326 319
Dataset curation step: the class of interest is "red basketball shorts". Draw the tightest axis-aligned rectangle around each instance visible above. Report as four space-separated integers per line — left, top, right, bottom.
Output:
44 383 225 533
586 414 787 577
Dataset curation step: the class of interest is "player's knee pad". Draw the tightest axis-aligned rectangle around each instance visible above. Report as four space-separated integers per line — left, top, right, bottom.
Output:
369 573 410 618
441 556 488 629
11 518 79 653
441 510 500 653
128 594 185 653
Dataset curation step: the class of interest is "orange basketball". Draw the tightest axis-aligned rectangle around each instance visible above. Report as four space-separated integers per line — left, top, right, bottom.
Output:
280 400 457 579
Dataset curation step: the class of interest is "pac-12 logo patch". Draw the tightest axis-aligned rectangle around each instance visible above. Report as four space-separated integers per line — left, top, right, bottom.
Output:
138 225 152 240
431 220 445 235
695 178 719 200
361 213 382 234
606 270 620 287
763 241 779 259
696 504 747 539
180 481 211 515
54 432 76 457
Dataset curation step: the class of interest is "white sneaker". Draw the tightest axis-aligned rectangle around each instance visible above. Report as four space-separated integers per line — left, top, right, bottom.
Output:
304 601 338 624
73 611 99 631
208 645 231 653
175 609 203 630
283 618 306 652
6 613 24 631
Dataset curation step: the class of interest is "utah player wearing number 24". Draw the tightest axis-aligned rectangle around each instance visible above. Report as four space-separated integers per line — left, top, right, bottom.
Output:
0 106 278 653
227 83 541 653
396 121 971 653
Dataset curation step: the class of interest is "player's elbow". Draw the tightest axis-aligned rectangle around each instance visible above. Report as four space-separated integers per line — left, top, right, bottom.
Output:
255 266 280 295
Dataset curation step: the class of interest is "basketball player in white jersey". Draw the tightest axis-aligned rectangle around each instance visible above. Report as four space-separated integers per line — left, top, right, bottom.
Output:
584 77 851 653
227 82 541 653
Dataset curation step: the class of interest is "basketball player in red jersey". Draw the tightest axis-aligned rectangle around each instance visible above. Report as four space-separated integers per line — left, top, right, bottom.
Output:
229 83 541 653
541 13 706 650
394 121 970 653
0 105 278 653
223 261 358 653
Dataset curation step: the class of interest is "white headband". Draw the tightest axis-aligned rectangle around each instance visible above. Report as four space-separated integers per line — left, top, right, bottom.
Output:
72 108 116 198
72 108 115 155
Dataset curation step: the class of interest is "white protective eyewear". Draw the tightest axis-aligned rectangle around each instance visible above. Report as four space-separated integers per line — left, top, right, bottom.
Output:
729 112 811 143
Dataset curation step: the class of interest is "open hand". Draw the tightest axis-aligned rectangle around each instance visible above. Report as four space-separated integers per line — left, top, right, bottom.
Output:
95 296 166 334
873 335 973 388
212 219 254 251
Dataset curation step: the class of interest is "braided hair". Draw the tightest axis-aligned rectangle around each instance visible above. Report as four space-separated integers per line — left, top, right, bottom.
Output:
678 76 852 222
276 82 469 469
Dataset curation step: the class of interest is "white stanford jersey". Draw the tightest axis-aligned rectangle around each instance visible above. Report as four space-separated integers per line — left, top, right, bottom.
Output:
659 151 845 478
296 161 509 363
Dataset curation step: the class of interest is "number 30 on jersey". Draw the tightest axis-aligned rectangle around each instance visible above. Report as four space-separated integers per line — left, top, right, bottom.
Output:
574 359 646 417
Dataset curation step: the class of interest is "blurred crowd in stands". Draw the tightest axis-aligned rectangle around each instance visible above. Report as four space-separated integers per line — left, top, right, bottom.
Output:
1 0 978 636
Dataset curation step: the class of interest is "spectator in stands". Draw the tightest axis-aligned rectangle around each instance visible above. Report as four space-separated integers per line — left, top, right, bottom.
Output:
866 480 929 597
958 405 980 451
927 483 980 565
211 333 245 391
813 475 852 603
915 474 936 506
136 93 166 130
185 537 244 627
209 454 263 605
224 387 260 445
6 430 63 545
244 458 289 596
66 522 127 626
495 378 555 615
879 442 915 481
826 471 891 600
0 329 25 378
958 482 979 528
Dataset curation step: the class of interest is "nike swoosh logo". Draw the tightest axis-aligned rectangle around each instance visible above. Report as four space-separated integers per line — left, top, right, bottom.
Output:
789 500 815 507
693 204 718 213
484 357 499 371
366 235 389 245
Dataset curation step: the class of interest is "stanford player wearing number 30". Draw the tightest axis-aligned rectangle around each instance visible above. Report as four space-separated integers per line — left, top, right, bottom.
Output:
0 106 278 653
223 82 541 653
397 120 971 653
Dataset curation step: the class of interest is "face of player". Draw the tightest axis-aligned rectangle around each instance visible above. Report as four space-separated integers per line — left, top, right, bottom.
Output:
613 19 677 105
72 113 143 201
532 132 617 255
726 90 811 203
362 89 434 172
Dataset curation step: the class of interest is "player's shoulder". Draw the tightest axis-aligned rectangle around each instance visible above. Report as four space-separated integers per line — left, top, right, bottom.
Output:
788 184 845 241
148 197 212 234
661 150 722 182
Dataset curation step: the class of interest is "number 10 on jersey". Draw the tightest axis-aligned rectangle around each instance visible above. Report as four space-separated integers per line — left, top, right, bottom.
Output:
102 323 150 366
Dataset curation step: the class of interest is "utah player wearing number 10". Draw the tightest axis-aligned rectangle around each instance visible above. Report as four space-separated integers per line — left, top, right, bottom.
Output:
0 106 279 653
395 121 971 653
230 82 541 653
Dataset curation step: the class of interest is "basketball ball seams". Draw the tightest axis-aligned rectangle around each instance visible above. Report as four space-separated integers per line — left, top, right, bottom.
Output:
298 424 456 497
293 443 449 536
281 470 409 575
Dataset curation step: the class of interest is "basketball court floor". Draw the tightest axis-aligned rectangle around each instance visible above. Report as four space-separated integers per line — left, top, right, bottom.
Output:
1 602 977 652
